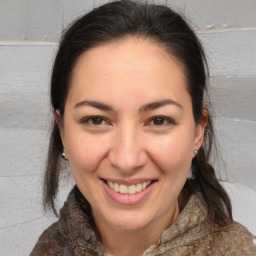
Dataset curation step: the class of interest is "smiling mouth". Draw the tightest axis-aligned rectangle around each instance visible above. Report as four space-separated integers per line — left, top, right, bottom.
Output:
105 180 155 195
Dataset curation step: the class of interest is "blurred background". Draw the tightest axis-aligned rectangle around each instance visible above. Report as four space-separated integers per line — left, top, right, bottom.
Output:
0 0 255 255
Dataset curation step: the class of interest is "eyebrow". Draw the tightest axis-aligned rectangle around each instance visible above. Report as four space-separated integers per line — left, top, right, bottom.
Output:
74 99 183 112
139 99 183 112
74 100 114 111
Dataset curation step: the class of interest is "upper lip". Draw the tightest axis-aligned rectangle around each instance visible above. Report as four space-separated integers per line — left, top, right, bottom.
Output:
100 178 157 186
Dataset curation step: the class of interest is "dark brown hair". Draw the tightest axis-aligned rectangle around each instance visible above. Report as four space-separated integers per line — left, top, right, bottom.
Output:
43 0 232 225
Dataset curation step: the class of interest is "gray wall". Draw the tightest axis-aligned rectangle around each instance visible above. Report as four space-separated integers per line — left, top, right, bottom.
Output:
0 0 255 255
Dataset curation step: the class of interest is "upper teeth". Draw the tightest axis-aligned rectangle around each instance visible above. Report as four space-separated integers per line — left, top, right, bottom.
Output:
107 181 151 194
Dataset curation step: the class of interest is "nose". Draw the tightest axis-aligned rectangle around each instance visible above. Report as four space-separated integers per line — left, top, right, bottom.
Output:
108 125 147 174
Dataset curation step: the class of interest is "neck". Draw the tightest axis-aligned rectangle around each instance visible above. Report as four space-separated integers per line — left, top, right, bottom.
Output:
93 203 179 256
103 229 159 256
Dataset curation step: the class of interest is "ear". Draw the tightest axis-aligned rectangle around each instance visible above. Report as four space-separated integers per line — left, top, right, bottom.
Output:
55 110 65 147
193 109 208 151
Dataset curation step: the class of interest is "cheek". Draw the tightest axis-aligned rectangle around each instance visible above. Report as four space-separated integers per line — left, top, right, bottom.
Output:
148 132 194 172
66 134 110 173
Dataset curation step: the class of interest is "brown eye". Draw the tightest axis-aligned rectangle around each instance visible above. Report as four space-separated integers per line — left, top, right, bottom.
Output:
147 116 175 128
81 116 108 126
91 117 104 125
152 117 165 125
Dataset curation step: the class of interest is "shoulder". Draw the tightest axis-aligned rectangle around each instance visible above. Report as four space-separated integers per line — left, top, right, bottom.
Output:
30 221 71 256
207 221 256 255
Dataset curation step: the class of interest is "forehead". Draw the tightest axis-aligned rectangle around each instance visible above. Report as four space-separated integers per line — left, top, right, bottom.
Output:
74 37 184 74
67 37 188 106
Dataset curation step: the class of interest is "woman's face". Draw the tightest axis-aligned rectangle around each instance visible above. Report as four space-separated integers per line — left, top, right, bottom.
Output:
58 38 206 232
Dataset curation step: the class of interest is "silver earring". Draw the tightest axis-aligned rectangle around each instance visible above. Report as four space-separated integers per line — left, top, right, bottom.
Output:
61 148 67 158
193 150 198 155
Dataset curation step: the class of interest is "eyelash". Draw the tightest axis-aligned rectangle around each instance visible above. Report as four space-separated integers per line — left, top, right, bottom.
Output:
80 115 175 128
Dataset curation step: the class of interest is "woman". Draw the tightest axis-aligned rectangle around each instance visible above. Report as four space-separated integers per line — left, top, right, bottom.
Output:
31 1 256 255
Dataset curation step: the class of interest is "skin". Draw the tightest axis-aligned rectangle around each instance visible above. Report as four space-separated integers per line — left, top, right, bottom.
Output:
56 37 207 256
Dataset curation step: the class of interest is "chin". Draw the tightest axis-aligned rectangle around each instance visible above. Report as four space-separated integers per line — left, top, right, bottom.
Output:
106 210 156 231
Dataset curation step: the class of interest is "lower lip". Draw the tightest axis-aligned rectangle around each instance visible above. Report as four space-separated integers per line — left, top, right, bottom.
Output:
102 180 156 206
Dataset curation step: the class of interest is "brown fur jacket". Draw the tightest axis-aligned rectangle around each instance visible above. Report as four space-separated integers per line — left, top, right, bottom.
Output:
30 186 256 255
